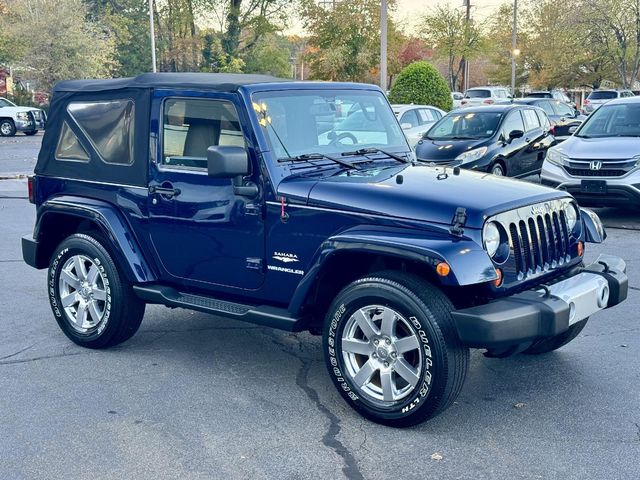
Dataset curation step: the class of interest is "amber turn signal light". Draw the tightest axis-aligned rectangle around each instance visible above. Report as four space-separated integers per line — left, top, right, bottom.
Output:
436 262 450 276
493 268 503 287
577 241 584 256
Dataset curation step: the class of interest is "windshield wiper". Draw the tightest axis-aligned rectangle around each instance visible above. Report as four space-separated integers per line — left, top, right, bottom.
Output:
340 147 410 164
278 153 358 170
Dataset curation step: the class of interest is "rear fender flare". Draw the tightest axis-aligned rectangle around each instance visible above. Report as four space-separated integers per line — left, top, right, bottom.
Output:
34 196 155 283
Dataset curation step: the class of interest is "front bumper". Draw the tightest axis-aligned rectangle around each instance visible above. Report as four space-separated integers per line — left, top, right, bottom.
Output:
451 254 628 350
541 161 640 206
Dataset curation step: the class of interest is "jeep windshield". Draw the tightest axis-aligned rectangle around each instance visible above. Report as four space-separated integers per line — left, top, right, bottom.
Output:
425 111 503 140
251 89 408 162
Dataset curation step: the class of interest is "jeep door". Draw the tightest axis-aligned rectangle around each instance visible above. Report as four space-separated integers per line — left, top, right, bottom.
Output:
147 91 265 290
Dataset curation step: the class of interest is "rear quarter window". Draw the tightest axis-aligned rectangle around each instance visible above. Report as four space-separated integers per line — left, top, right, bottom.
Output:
66 100 135 165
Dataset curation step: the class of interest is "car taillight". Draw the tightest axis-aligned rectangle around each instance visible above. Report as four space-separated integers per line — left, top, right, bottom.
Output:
27 176 35 204
549 125 556 135
583 98 590 105
483 99 495 104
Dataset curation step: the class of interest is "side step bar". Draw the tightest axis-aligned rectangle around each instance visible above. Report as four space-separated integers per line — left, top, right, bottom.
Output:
133 285 305 332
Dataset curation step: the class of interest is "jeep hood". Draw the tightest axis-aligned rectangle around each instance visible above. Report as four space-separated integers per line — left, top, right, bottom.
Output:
278 164 570 229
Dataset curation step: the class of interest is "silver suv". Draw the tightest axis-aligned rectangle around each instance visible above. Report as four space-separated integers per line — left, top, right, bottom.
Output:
583 89 634 114
541 95 640 207
461 86 512 107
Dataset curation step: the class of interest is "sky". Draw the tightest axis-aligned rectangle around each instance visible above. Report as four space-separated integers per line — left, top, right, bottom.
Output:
286 0 505 36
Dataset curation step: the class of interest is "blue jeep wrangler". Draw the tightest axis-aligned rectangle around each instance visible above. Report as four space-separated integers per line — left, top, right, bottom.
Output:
22 73 628 427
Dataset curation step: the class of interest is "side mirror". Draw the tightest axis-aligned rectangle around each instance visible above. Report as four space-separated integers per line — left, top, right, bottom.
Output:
400 122 412 129
508 129 524 141
207 145 250 178
568 125 578 134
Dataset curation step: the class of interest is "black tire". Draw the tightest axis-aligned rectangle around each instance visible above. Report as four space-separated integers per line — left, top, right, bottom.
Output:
323 271 469 427
490 162 505 176
522 319 588 355
0 119 16 137
24 130 38 136
48 233 145 349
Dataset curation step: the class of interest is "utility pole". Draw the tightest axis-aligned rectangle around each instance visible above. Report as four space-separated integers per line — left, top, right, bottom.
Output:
511 0 517 95
461 0 471 92
149 0 157 73
380 0 388 91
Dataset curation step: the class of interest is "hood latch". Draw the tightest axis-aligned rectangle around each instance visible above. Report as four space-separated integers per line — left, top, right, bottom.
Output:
450 207 467 236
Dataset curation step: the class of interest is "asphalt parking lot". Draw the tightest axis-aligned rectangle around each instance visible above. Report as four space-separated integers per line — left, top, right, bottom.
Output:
1 137 639 479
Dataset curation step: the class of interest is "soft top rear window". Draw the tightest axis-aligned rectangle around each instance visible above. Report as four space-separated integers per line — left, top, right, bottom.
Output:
465 89 491 98
67 99 135 165
588 91 617 100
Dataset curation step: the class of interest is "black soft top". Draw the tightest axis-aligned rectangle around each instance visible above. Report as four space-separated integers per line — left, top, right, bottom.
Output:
54 72 287 93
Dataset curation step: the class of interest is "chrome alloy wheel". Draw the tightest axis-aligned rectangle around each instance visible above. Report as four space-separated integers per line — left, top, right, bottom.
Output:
341 305 423 405
0 121 13 135
58 255 108 333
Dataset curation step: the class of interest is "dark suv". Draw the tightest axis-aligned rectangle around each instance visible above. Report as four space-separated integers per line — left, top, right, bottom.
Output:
22 73 628 427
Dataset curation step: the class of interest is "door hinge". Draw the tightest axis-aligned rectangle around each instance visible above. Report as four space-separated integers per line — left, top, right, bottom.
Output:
244 203 262 216
246 257 263 271
450 207 467 236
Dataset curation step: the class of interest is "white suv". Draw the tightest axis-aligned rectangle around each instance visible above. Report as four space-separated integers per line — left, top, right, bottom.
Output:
461 86 512 107
583 89 634 114
0 97 46 136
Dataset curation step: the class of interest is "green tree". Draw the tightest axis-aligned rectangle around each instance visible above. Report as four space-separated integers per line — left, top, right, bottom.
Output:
419 4 484 92
243 34 293 77
84 0 153 76
300 0 398 83
0 0 116 92
485 3 528 89
388 61 452 110
580 0 640 88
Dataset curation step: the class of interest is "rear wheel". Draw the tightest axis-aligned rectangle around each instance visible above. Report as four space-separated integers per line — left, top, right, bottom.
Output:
323 271 469 427
522 319 588 355
48 233 145 349
0 119 16 137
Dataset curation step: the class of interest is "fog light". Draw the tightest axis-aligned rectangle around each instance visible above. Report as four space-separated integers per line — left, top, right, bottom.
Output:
436 262 450 276
493 268 503 287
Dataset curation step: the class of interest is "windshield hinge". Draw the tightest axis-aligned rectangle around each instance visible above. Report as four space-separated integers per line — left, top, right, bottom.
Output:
450 207 467 236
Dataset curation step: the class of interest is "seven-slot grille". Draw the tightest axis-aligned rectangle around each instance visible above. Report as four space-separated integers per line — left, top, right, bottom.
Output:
489 200 573 280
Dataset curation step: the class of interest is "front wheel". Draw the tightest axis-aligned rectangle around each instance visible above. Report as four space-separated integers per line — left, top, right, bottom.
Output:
48 233 145 349
323 271 469 427
490 162 505 176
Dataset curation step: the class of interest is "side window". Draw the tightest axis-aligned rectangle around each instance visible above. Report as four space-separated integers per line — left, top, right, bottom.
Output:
55 121 90 162
418 108 437 124
399 109 420 128
501 111 525 135
522 109 541 131
535 110 551 130
162 98 245 171
66 100 135 165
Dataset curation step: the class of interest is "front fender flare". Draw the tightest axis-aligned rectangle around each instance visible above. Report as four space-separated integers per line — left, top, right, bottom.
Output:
33 196 155 283
289 225 497 314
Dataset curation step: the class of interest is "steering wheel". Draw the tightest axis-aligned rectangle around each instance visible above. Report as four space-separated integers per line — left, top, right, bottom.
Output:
329 132 358 147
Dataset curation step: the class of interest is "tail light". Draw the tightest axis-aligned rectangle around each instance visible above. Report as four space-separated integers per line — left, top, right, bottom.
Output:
549 125 556 135
483 99 495 104
27 176 35 204
583 98 590 105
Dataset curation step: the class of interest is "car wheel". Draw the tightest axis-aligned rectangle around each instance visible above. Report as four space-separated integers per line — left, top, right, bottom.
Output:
491 163 505 176
0 119 16 137
48 233 145 349
323 271 469 427
24 130 38 136
522 319 588 355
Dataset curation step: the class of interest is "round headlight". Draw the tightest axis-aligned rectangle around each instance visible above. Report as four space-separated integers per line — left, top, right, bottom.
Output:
483 222 501 257
564 203 578 230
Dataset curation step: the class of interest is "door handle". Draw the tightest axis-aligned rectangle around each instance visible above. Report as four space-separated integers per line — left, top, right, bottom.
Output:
149 185 181 198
